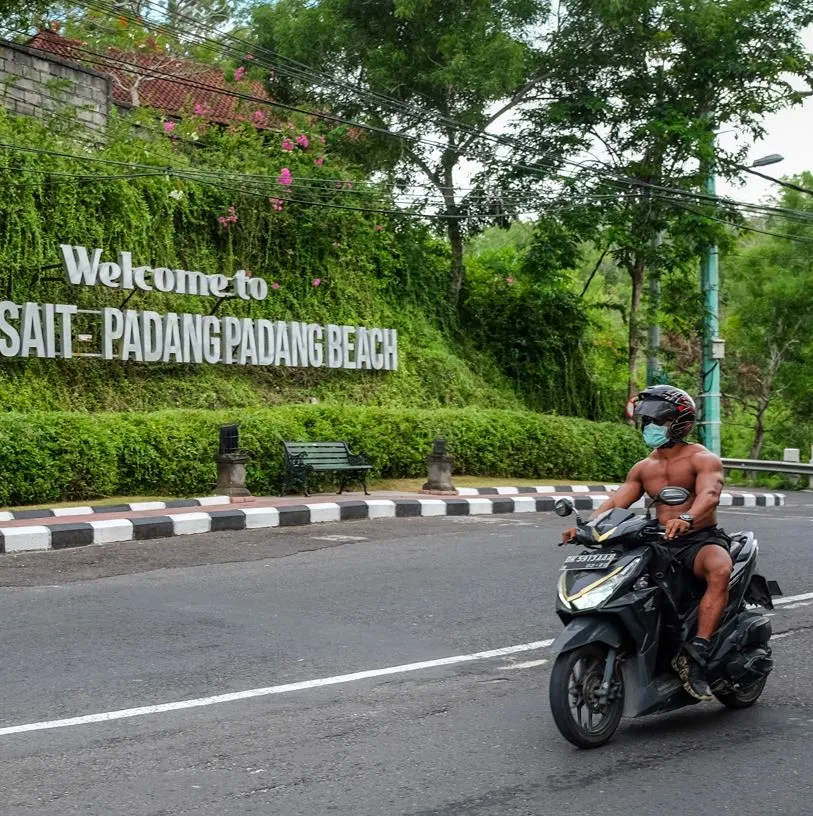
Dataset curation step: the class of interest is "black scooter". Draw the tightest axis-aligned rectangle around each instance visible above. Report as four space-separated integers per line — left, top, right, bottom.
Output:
549 486 781 748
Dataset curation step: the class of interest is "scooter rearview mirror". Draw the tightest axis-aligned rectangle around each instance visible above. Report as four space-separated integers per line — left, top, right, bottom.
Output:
554 498 575 518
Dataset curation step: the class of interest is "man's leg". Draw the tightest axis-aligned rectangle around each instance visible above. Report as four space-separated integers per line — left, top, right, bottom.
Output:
672 543 733 701
693 544 734 640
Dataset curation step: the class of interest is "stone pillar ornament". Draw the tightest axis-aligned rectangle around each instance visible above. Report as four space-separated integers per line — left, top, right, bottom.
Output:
421 438 456 495
214 452 252 498
214 424 252 498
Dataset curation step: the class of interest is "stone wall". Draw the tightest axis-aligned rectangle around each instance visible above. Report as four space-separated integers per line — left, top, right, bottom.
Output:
0 39 111 133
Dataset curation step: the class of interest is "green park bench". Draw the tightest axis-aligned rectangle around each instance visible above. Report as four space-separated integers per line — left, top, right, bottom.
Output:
281 441 373 497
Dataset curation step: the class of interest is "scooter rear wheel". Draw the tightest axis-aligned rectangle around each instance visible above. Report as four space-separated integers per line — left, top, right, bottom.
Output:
714 676 767 709
549 644 624 749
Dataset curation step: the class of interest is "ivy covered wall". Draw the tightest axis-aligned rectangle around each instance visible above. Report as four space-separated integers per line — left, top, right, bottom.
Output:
0 107 527 411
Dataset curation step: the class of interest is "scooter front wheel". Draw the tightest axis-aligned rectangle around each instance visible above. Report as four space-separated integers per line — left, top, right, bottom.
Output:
549 644 624 749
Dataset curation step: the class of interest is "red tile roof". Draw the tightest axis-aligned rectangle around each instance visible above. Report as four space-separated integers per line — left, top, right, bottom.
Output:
26 30 276 127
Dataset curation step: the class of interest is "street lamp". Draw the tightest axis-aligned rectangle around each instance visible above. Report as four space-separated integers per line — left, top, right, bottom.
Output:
742 154 813 197
749 153 784 168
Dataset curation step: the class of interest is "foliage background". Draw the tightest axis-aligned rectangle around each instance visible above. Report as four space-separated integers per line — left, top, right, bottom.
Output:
0 405 648 504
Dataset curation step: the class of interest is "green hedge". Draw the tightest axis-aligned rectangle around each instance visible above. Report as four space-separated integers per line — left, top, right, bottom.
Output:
0 407 647 506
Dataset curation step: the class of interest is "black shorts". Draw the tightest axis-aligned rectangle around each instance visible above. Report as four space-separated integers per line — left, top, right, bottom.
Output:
668 526 731 575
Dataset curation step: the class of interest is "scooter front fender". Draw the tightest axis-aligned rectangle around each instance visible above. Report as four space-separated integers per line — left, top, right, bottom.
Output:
550 616 623 655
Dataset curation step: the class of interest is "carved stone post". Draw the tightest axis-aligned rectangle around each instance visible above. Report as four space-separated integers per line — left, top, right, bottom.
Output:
421 438 455 494
214 452 252 498
214 424 251 498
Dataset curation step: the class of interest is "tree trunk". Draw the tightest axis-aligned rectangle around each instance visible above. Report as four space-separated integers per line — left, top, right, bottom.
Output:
438 152 464 307
749 404 768 460
627 256 646 407
448 219 464 306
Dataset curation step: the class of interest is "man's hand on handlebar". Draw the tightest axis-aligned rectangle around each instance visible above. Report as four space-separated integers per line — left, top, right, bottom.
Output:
663 517 691 540
560 527 578 546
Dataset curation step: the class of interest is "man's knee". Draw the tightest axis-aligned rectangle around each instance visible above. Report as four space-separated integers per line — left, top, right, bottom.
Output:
704 556 732 592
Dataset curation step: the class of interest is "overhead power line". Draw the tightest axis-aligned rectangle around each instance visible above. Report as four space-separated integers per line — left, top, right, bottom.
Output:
70 0 812 231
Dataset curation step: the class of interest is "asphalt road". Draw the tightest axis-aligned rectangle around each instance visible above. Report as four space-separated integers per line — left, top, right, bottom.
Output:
2 494 813 816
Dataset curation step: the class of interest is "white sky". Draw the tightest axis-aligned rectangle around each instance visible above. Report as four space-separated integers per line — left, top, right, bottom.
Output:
716 25 813 205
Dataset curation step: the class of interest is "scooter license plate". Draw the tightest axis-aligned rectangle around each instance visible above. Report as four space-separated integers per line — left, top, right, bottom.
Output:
561 552 618 571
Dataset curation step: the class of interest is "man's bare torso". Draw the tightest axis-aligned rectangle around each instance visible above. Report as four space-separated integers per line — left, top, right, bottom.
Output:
637 442 718 529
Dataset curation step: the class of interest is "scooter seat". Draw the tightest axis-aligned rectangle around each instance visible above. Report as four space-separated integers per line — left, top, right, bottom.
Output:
729 532 755 563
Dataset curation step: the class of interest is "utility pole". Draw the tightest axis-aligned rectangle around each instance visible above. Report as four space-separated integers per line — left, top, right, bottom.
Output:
646 231 664 386
699 168 722 456
697 153 784 454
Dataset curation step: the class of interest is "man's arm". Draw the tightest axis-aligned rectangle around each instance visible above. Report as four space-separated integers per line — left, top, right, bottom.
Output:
686 450 725 520
562 463 645 544
663 450 724 540
589 462 645 518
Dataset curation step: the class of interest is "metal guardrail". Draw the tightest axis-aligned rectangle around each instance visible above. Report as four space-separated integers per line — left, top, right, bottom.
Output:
722 458 813 476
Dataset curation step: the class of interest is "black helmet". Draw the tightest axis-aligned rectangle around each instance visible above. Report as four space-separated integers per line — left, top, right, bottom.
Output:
633 385 696 443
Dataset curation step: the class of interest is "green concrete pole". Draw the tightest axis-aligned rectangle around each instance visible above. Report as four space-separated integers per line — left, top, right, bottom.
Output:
646 231 664 386
700 170 721 456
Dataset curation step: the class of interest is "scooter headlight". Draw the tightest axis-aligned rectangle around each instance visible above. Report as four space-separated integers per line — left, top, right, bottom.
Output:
558 557 642 611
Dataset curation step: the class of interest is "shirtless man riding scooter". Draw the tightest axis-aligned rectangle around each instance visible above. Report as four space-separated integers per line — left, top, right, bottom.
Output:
562 385 731 701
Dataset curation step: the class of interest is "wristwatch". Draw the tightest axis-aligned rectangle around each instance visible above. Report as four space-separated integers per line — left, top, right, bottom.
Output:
678 513 694 528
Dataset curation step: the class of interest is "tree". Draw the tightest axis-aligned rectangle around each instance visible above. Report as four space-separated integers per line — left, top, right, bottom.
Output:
0 0 241 41
251 0 555 304
723 176 813 458
508 0 813 401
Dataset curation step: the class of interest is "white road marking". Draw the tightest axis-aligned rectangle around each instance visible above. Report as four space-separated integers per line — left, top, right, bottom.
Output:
0 639 554 738
500 659 548 671
775 592 813 606
312 535 369 543
2 589 811 740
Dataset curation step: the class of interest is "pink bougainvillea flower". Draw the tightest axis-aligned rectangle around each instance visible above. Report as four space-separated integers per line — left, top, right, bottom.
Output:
319 135 326 144
506 276 515 284
312 278 321 287
193 103 206 116
163 120 176 134
374 224 384 232
271 282 281 290
217 206 238 228
269 197 284 212
253 110 267 126
295 134 309 149
281 137 294 151
313 155 325 166
234 65 246 81
277 168 293 187
343 180 354 190
244 53 255 60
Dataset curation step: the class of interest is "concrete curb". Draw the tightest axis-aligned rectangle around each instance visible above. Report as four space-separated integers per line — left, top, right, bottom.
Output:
456 485 786 503
0 491 786 555
0 496 231 523
456 485 621 495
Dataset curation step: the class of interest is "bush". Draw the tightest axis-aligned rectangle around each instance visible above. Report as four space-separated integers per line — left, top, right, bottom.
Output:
0 407 647 506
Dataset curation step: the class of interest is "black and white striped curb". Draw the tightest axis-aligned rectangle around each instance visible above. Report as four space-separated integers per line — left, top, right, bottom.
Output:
457 486 786 508
0 491 786 555
456 485 620 495
0 495 599 554
456 485 785 508
0 495 230 523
